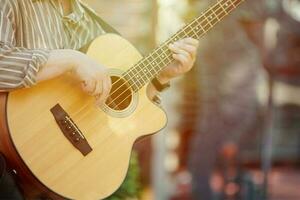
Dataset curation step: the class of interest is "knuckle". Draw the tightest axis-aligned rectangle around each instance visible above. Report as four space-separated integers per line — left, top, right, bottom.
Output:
183 57 189 64
190 46 197 52
180 43 187 49
181 51 190 58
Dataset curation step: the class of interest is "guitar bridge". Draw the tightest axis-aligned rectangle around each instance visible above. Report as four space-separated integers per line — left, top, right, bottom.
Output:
50 104 92 156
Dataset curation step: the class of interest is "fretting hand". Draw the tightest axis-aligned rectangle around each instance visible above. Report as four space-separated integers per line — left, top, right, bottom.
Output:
157 37 199 83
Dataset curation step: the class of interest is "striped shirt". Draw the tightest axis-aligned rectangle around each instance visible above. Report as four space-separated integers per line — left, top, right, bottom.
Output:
0 0 105 90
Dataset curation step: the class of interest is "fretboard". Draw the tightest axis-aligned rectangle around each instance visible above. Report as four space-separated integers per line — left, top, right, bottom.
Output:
124 0 244 91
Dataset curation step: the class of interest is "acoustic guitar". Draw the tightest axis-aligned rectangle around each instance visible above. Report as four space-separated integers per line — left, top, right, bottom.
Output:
0 0 244 199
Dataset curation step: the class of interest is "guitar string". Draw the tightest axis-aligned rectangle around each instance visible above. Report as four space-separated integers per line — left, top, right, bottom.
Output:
69 0 241 120
104 0 234 105
106 0 239 109
108 0 242 110
67 0 239 147
122 0 238 91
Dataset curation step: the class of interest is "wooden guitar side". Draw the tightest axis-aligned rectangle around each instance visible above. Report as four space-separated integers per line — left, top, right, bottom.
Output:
0 34 167 200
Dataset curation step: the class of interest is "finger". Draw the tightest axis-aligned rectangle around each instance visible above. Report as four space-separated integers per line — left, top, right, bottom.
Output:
172 53 189 68
169 43 192 61
96 77 111 105
182 37 199 47
82 80 96 95
172 42 197 58
106 74 112 88
92 79 103 96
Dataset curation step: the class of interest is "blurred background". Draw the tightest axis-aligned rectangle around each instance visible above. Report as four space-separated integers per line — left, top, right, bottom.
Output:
83 0 300 199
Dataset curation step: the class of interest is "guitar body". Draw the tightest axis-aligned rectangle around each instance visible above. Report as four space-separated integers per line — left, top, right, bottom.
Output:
0 0 245 198
0 34 167 200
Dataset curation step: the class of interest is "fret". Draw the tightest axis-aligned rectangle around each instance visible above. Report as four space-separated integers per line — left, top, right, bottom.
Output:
154 63 162 74
141 73 149 83
140 62 152 79
218 1 228 16
149 66 157 77
203 14 213 28
145 66 153 79
197 20 207 35
142 57 152 76
146 56 158 75
193 23 202 38
135 63 148 80
183 28 191 39
124 70 135 85
214 5 227 20
205 10 219 26
229 0 236 8
141 63 151 78
123 72 137 91
159 46 172 61
156 48 165 62
200 17 211 32
138 65 150 83
150 58 159 69
156 47 163 55
178 30 188 39
210 7 220 21
160 47 172 63
154 52 168 67
131 67 144 87
190 25 199 39
122 0 244 92
130 82 139 92
139 66 149 83
149 51 161 69
158 46 168 57
154 52 166 70
189 23 199 38
171 35 180 43
223 0 235 13
163 52 172 67
198 15 209 33
123 73 130 84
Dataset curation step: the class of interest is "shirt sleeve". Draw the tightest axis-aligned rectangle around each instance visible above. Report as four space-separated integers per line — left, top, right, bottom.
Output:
0 1 49 91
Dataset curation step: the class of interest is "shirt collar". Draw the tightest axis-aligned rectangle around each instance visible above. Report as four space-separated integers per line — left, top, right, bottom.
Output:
64 0 85 24
32 0 85 24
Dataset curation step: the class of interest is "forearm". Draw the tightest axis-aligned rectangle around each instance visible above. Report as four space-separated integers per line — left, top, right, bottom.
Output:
36 49 83 83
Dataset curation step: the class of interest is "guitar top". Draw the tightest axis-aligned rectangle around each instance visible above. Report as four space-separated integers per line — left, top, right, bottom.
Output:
0 0 245 199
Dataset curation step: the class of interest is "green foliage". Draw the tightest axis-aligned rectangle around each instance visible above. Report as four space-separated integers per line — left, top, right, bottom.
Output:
105 151 141 200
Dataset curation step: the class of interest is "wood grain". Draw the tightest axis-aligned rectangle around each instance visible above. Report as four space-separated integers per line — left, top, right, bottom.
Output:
5 34 167 200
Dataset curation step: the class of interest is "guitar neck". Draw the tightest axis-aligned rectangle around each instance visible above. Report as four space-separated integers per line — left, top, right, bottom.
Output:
124 0 245 91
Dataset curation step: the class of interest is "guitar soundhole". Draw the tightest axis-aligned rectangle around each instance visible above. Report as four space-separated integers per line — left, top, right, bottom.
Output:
105 76 133 111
